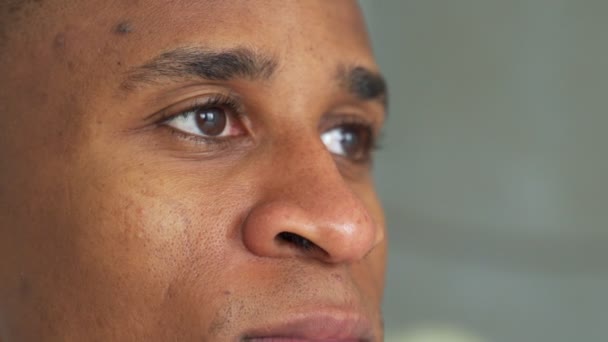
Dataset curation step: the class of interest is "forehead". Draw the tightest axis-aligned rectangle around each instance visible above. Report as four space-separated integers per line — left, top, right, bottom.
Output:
35 0 373 72
6 0 378 117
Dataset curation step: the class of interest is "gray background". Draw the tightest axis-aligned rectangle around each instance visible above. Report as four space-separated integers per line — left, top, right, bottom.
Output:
360 1 608 341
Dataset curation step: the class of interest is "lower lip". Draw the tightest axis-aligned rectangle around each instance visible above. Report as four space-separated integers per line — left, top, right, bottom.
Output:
241 310 372 342
246 339 359 342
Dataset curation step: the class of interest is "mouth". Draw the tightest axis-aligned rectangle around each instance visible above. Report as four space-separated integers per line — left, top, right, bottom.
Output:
240 309 374 342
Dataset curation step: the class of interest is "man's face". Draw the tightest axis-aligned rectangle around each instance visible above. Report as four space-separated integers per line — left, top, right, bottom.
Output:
0 1 387 341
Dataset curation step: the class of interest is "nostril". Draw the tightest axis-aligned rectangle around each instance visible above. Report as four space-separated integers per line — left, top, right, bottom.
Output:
276 232 317 251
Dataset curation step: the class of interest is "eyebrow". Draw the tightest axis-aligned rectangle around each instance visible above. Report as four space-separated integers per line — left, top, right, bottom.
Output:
337 65 388 108
122 46 388 109
122 46 278 90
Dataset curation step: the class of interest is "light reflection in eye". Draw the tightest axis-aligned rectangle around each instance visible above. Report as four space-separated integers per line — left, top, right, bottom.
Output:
321 127 351 156
320 124 372 162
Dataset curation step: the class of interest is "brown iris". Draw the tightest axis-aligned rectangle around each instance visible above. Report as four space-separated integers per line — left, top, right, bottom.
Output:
339 124 372 160
194 107 227 136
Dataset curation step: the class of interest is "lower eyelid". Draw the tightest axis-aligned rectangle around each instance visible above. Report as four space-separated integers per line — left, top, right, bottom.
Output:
166 128 226 144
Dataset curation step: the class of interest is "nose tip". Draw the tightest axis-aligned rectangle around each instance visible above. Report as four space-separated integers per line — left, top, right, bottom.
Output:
241 199 380 264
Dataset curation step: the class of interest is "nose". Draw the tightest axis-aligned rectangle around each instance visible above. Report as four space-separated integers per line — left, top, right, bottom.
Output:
241 143 383 264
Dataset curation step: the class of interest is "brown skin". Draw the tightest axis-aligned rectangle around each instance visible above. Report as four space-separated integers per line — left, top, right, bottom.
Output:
0 1 387 341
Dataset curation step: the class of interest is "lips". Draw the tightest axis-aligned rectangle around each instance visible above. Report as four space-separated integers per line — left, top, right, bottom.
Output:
240 309 374 342
245 339 359 342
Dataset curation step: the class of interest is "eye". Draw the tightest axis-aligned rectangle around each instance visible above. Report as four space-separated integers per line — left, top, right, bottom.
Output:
320 123 373 162
163 105 243 138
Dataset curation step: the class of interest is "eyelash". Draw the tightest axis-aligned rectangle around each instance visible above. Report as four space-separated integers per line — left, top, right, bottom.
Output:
157 93 245 146
322 115 380 163
156 94 380 162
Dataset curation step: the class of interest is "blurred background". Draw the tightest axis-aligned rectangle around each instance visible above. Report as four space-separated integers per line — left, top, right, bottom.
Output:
359 1 608 341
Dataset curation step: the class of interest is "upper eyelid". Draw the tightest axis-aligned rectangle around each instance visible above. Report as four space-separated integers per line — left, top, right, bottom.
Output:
319 112 379 136
151 93 381 141
155 93 245 125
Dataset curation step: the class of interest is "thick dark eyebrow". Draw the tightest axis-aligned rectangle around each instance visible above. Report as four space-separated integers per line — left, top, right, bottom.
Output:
122 47 278 90
337 65 388 109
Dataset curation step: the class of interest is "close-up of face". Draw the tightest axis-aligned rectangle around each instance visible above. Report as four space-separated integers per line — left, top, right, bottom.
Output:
0 0 387 341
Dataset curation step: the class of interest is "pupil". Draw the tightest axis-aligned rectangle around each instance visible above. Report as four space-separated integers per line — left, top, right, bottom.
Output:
195 107 227 136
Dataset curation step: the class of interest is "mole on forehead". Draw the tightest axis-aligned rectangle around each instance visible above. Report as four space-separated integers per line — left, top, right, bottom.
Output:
114 21 134 35
0 1 40 48
5 0 44 17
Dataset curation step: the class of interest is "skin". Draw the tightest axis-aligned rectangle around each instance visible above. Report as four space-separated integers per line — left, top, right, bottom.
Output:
0 1 387 341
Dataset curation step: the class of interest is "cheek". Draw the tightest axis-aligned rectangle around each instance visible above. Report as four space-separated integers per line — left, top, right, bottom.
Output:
64 164 244 333
78 183 226 287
